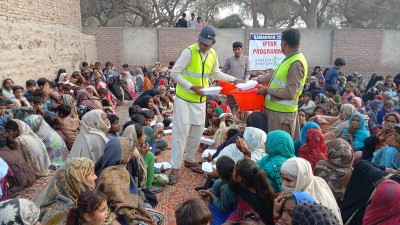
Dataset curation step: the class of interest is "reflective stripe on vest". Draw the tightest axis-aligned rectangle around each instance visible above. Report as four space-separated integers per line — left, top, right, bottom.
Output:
265 52 308 113
176 43 217 103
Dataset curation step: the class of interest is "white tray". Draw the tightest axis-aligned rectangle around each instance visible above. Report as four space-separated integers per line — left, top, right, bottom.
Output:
202 149 217 158
236 80 258 90
163 129 172 135
201 86 222 95
202 162 216 173
200 137 215 145
154 162 172 169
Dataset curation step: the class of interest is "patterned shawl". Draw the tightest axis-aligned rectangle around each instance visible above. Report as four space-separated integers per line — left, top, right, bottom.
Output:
24 115 69 167
258 130 295 192
62 94 79 118
214 127 266 163
292 202 341 225
376 113 400 149
12 119 50 177
280 158 342 224
314 138 353 202
96 137 144 224
121 125 147 188
40 157 95 225
0 199 40 225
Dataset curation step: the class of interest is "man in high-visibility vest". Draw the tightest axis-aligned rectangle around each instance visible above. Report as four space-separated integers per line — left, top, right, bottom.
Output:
257 28 308 140
169 26 241 185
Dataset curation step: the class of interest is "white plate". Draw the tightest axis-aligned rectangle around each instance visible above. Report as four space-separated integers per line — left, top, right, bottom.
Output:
154 162 172 169
200 137 215 145
201 86 222 95
219 113 232 118
236 80 258 91
202 149 217 158
202 162 216 173
163 129 172 135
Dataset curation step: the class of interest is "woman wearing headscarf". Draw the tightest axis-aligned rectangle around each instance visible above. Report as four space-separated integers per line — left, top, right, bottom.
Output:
341 160 400 225
372 123 400 169
341 113 370 151
294 122 321 156
362 179 400 225
121 124 149 191
1 78 15 99
7 119 50 176
85 85 100 99
107 76 124 103
213 127 267 163
299 128 328 170
366 100 383 133
280 158 342 224
61 94 79 118
312 104 357 143
292 201 341 225
24 114 69 167
76 89 101 119
96 137 163 225
364 113 400 161
0 131 36 194
314 138 353 204
40 157 98 225
350 96 368 118
258 130 295 193
134 89 161 104
135 68 144 92
119 75 134 101
377 100 394 127
69 110 110 163
0 199 41 225
273 191 316 225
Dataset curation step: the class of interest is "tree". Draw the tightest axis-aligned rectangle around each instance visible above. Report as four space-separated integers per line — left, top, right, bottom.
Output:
214 14 247 28
81 0 196 27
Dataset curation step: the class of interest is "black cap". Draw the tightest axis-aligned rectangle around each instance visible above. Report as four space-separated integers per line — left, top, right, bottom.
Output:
198 26 216 46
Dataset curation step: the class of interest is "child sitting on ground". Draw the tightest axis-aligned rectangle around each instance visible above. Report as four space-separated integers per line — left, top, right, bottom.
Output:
106 114 120 139
342 82 356 104
24 80 36 98
299 92 316 115
199 156 238 225
175 198 212 225
66 190 117 225
98 88 114 114
0 100 11 132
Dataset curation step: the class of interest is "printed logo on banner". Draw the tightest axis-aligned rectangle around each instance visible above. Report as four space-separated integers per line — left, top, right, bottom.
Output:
249 33 286 70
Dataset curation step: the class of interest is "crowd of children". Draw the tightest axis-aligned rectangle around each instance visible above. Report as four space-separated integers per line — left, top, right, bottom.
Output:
0 58 400 225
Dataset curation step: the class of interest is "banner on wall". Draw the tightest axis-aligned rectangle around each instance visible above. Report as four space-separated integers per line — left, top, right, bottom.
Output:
249 33 286 70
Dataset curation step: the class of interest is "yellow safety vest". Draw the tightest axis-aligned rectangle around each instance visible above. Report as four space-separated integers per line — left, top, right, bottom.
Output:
176 43 217 103
265 52 308 113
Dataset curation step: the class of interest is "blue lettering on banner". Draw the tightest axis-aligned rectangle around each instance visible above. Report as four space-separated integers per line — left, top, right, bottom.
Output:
250 33 281 40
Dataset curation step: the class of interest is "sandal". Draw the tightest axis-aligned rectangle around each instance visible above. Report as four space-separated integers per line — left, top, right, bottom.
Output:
184 160 200 168
190 166 204 174
168 174 178 185
168 169 179 186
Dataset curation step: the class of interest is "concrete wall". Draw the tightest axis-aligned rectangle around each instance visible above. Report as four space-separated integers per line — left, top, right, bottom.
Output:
0 0 97 84
83 27 400 77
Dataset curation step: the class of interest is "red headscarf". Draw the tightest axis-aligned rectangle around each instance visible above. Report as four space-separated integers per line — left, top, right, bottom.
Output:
363 179 400 225
299 128 328 170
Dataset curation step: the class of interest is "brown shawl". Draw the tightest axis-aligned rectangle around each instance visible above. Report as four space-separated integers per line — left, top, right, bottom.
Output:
96 137 144 224
314 138 353 203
